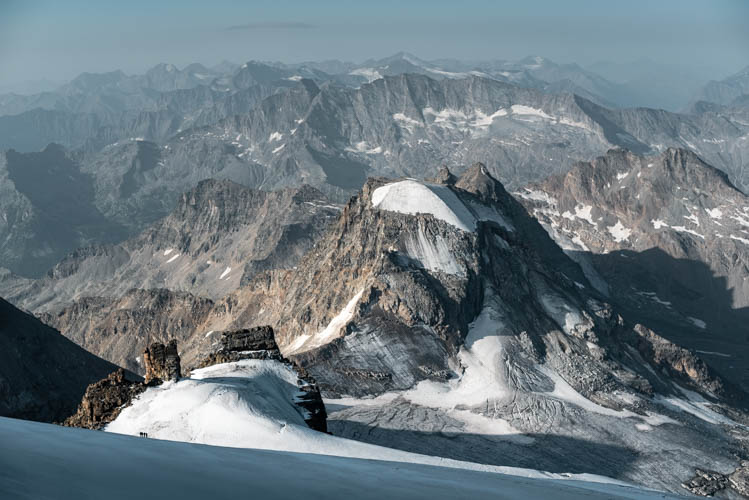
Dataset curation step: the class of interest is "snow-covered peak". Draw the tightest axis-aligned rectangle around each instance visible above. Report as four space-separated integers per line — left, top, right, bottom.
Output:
371 180 476 232
106 360 312 449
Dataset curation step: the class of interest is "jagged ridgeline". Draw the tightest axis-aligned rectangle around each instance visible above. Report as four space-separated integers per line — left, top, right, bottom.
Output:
2 70 749 281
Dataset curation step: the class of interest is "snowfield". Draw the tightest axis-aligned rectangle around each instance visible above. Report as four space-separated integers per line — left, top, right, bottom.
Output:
0 416 677 499
97 359 684 497
371 180 476 231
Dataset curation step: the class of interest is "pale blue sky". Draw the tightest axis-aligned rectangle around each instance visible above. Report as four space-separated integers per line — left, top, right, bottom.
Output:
1 0 747 86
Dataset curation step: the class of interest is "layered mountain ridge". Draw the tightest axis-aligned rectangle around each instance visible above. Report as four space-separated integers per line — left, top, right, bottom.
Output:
3 71 749 278
517 147 749 389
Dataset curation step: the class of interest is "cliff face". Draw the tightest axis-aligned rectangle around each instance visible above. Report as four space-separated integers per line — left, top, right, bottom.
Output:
3 179 340 313
143 340 181 384
517 148 749 389
0 297 118 423
63 340 183 430
39 288 214 375
63 369 145 429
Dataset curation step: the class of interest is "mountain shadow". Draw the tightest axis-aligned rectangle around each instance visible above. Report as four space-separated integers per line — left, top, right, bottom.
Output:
581 246 749 390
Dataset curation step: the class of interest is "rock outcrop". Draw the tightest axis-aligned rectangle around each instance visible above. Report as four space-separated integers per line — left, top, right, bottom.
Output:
65 340 180 430
196 326 327 433
682 461 749 497
62 369 145 429
143 340 181 384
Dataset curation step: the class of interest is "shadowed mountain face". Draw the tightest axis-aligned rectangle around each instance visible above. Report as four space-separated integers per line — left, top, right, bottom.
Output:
517 148 749 388
0 297 118 422
0 144 126 277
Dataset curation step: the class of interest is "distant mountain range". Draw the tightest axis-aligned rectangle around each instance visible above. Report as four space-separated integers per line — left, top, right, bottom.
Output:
2 68 748 278
2 53 745 154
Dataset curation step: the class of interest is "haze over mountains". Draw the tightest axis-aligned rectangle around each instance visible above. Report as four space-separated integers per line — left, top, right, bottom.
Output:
1 52 746 154
2 49 749 498
2 54 749 280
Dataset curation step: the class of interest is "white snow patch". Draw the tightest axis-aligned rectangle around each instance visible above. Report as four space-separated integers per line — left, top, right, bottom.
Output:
683 213 700 226
345 141 382 154
705 208 723 219
696 350 731 358
562 204 595 225
637 291 671 307
422 107 507 132
687 317 706 329
671 225 704 239
538 366 637 418
616 172 629 181
272 144 285 154
166 253 180 263
468 201 515 231
163 248 174 256
405 228 463 276
349 67 382 83
269 132 283 142
509 105 553 120
514 189 557 205
730 234 749 245
372 180 476 232
286 289 365 354
656 386 735 426
538 292 585 336
219 267 231 280
402 292 520 416
204 330 215 338
651 219 667 229
607 221 631 242
558 117 592 131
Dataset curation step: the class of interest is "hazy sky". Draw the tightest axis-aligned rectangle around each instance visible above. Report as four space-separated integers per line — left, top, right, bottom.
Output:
1 0 747 86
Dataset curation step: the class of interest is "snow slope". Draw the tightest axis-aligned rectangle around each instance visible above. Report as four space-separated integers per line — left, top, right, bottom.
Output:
102 359 673 494
372 180 477 232
104 359 544 469
0 417 677 500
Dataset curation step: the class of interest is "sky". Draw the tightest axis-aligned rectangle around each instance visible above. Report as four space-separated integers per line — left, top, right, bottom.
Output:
0 0 747 87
